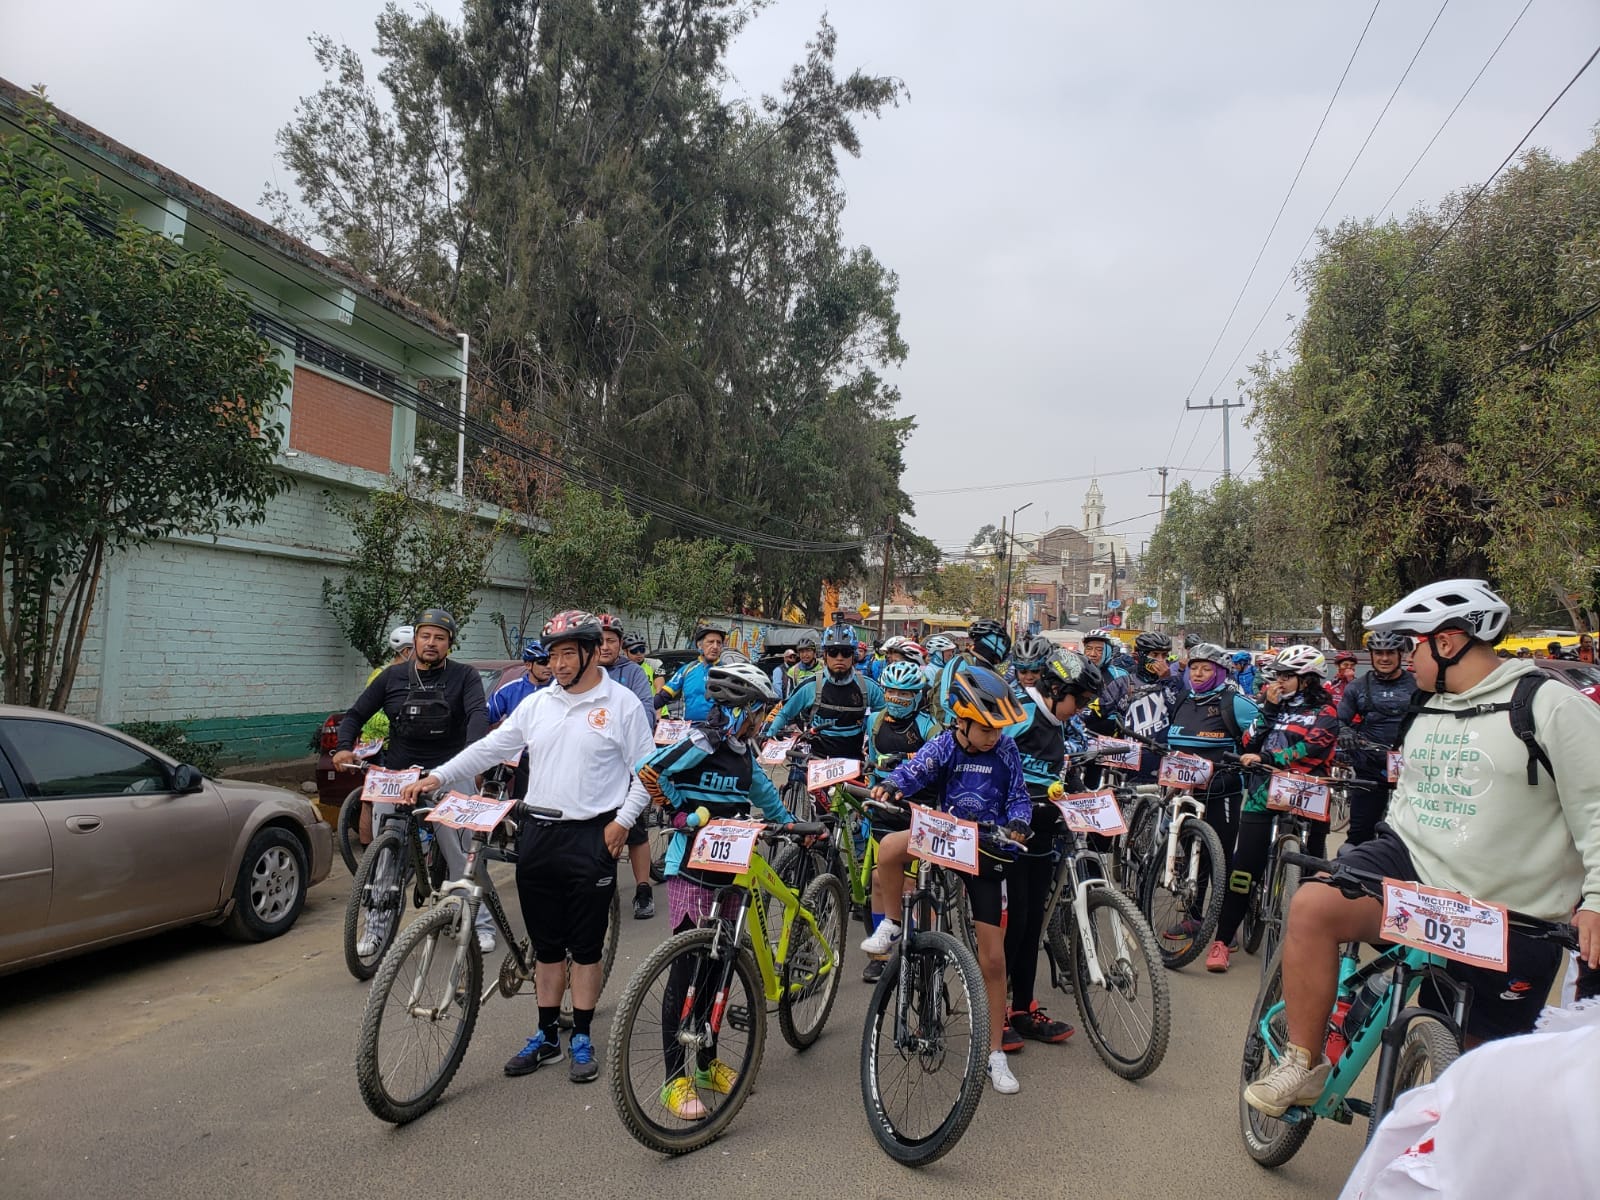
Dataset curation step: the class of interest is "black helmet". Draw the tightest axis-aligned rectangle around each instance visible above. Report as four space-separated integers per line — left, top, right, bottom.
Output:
1366 630 1410 652
946 663 1026 729
1135 631 1172 654
692 623 726 643
542 609 604 647
1183 632 1200 649
1011 634 1054 671
966 618 1011 668
623 634 648 654
413 607 460 644
795 632 819 651
1038 650 1101 701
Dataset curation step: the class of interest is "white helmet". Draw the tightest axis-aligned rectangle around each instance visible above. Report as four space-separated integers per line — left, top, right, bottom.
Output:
1367 579 1510 644
925 635 957 654
881 635 910 654
1274 644 1325 677
388 625 415 651
705 660 779 707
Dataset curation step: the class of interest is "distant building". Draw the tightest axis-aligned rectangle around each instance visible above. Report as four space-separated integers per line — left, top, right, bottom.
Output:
1012 479 1133 629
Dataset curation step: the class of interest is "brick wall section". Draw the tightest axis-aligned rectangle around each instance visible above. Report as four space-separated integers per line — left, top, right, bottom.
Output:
288 367 394 473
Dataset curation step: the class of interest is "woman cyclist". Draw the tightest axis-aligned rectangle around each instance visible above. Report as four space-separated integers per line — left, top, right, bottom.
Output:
1206 644 1338 973
863 663 1031 1094
1007 634 1055 701
635 661 798 1120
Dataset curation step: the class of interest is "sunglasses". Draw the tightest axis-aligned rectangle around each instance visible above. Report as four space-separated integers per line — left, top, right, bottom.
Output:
824 647 856 658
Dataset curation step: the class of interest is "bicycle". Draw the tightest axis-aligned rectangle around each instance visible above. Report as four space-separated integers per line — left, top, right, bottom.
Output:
607 818 844 1155
859 801 1009 1167
1237 767 1329 974
342 792 448 980
1240 851 1580 1167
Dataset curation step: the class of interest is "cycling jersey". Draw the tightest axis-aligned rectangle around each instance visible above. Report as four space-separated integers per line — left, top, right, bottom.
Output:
1240 693 1339 814
1009 692 1066 797
1099 666 1189 774
786 659 823 693
337 658 488 771
1337 670 1419 776
765 669 886 759
1103 651 1136 682
863 708 938 783
1166 685 1260 758
658 657 718 721
884 730 1031 829
636 728 795 878
487 673 550 724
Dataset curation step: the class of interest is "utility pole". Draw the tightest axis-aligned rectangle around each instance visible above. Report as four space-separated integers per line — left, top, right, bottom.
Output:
876 514 895 642
1150 466 1169 516
1186 396 1246 479
1004 501 1033 633
994 517 1007 618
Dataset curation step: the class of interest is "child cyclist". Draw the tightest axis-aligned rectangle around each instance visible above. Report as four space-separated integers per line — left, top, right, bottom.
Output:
859 660 940 985
635 661 798 1120
862 663 1032 1094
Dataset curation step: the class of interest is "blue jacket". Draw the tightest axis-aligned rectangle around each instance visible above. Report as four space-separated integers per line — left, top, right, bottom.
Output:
636 730 794 878
1234 665 1257 696
884 730 1032 829
659 657 717 722
607 658 658 729
486 674 550 724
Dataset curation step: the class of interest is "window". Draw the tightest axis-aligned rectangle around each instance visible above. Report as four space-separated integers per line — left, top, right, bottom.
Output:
0 719 170 799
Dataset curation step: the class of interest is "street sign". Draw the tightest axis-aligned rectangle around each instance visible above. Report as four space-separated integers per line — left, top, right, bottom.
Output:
858 602 872 620
1109 612 1123 627
1106 599 1122 610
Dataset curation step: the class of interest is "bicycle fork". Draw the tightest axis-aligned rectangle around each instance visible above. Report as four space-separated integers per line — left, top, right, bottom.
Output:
1162 798 1206 890
679 895 752 1047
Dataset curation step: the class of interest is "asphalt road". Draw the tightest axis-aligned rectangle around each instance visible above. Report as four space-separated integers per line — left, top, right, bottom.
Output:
0 861 1364 1200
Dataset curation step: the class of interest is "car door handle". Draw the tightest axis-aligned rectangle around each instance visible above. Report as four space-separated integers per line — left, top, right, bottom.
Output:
65 816 102 833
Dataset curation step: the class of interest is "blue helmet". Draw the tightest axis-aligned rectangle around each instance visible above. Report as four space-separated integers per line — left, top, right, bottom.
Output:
521 639 549 664
821 624 859 651
1231 651 1251 666
880 660 928 718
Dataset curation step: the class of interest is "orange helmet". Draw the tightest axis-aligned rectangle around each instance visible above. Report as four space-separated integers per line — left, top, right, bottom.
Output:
946 664 1026 729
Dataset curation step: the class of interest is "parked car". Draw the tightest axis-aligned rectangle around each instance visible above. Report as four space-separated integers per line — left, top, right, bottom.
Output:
1533 658 1600 691
0 704 332 975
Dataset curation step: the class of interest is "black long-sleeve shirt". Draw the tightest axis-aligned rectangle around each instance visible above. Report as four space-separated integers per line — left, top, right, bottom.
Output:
336 658 488 772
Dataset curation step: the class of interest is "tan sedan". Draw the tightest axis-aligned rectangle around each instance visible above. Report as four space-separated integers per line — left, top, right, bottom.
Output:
0 704 333 975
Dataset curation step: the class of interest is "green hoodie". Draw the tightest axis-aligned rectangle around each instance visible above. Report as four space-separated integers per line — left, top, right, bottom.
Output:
1390 659 1600 923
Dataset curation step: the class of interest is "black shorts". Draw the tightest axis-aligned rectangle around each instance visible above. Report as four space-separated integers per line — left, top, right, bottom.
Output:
515 817 617 965
626 820 649 848
1332 824 1563 1041
958 851 1012 927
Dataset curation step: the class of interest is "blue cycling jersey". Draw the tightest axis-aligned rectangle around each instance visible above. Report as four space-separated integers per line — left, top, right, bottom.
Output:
660 657 717 722
487 674 550 724
636 729 794 878
884 730 1031 828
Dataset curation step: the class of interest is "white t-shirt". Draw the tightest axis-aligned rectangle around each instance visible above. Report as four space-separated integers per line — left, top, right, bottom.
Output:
431 671 654 826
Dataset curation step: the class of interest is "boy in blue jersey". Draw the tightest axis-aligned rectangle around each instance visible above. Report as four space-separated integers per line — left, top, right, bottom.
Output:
635 660 797 1121
863 663 1032 1095
486 640 554 800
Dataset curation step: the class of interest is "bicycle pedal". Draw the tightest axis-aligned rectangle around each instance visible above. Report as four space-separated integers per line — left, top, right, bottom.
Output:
726 1004 753 1033
1279 1106 1309 1125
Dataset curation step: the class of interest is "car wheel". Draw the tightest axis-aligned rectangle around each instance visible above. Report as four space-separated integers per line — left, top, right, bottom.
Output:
223 827 309 942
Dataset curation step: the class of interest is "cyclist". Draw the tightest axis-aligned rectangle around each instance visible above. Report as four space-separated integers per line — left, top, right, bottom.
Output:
1247 580 1600 1117
1083 628 1134 681
625 635 656 686
860 660 940 984
635 661 798 1119
487 640 555 801
763 625 885 759
1006 633 1056 702
655 624 725 720
1327 651 1358 704
1163 642 1261 946
1098 631 1187 776
596 617 660 918
1208 644 1339 974
1003 650 1104 1049
931 617 1012 729
922 634 957 689
1335 630 1417 846
1231 650 1256 696
863 663 1031 1094
400 609 656 1085
334 608 495 953
787 632 823 694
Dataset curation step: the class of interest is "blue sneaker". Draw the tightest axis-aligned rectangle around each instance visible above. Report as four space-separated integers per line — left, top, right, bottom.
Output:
504 1030 562 1077
568 1033 599 1083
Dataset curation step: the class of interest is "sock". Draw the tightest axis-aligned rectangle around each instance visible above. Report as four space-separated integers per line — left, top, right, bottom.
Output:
573 1007 595 1038
538 1005 560 1042
869 912 884 932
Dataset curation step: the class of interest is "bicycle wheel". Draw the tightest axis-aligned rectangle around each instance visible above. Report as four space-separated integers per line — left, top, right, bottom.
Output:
1371 1018 1458 1142
778 874 847 1050
1141 818 1225 970
356 903 481 1124
924 865 976 956
1261 857 1301 975
1238 948 1315 1167
1120 802 1159 901
607 927 766 1155
647 809 671 884
860 931 988 1167
1241 887 1265 956
344 828 410 981
337 787 364 874
1070 886 1170 1080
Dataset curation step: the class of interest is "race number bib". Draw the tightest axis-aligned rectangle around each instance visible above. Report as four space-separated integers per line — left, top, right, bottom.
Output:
351 738 384 760
1266 773 1331 822
758 737 795 766
1379 879 1508 971
361 767 419 803
1387 750 1404 784
1090 737 1143 770
907 804 980 875
1158 753 1215 790
654 718 692 745
807 757 861 791
684 819 764 873
425 791 518 832
1052 790 1128 836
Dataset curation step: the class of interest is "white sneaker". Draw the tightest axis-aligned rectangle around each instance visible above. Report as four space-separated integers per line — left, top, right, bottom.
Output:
356 933 380 957
1244 1043 1331 1117
477 929 498 954
860 920 902 956
987 1050 1020 1095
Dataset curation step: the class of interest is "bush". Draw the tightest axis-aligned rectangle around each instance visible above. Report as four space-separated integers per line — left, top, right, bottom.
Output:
119 718 224 777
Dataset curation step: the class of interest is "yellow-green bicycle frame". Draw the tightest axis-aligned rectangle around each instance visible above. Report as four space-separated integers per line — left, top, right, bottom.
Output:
713 843 839 1002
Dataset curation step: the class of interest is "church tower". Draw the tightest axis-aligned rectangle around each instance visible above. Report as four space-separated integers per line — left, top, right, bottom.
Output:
1082 479 1105 533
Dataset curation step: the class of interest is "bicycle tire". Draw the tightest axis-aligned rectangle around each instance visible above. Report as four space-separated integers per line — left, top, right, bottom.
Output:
1261 859 1301 976
356 903 481 1124
607 928 766 1155
1238 947 1316 1167
1070 886 1170 1080
648 809 670 884
1140 818 1225 970
344 828 410 981
337 787 365 874
860 931 988 1167
1241 890 1265 956
778 874 847 1050
1120 801 1159 901
924 865 976 956
1370 1018 1458 1143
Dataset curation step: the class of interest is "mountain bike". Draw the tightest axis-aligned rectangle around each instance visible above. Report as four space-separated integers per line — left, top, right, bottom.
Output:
1240 851 1580 1167
607 818 843 1155
1237 768 1328 973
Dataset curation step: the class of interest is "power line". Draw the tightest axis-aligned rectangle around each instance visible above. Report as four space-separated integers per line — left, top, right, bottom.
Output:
1178 0 1384 407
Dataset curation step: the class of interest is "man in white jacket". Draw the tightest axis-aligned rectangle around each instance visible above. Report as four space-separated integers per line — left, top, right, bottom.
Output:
1245 579 1600 1118
402 609 654 1086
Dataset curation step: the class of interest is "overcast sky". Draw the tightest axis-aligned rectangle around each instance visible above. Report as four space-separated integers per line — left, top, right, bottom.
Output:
8 1 1600 555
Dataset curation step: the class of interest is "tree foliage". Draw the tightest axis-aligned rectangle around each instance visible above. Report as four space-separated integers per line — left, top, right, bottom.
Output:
520 483 645 616
1 111 290 707
322 474 500 666
269 2 920 619
639 537 753 642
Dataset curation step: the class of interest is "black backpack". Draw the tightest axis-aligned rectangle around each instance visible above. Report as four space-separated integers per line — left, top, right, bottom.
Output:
1396 674 1554 785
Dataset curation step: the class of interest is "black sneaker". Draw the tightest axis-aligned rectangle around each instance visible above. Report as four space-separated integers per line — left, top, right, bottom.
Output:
568 1033 599 1083
862 957 886 985
1001 1023 1024 1054
1011 1003 1074 1043
633 885 655 920
504 1030 562 1076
